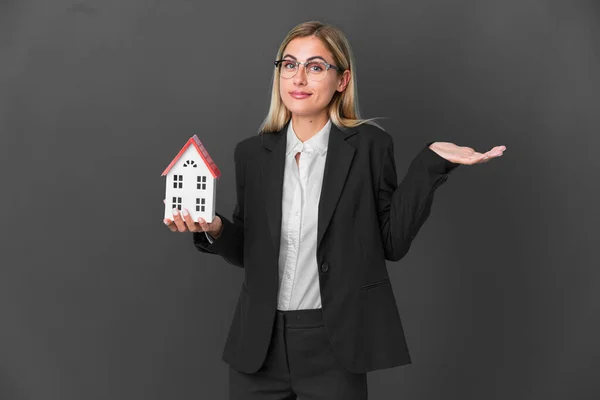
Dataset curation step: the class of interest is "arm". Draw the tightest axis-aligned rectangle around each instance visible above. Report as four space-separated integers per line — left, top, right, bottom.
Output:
377 140 460 261
192 142 246 268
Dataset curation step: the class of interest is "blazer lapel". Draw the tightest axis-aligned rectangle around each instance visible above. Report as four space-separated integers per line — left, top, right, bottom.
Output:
261 122 357 258
317 123 356 249
262 125 287 259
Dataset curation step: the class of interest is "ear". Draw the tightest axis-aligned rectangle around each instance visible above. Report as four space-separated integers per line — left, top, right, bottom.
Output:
336 70 351 93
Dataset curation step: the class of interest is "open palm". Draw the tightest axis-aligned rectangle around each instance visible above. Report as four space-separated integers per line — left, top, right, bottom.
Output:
429 142 506 165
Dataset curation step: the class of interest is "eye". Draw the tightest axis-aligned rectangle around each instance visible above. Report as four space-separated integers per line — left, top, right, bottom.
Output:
282 61 297 70
307 62 324 72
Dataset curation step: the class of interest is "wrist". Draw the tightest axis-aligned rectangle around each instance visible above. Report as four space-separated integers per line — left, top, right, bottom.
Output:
209 225 223 239
212 216 223 239
210 231 221 239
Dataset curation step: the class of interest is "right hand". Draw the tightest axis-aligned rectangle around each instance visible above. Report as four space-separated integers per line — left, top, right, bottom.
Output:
163 199 223 238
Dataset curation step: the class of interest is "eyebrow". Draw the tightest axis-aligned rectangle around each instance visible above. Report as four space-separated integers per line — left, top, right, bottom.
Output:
282 54 328 63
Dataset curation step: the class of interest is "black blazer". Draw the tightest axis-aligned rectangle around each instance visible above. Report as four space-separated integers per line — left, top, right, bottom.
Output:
193 121 460 373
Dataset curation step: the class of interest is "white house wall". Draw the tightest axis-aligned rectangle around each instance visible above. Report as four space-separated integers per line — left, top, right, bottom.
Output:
164 146 217 223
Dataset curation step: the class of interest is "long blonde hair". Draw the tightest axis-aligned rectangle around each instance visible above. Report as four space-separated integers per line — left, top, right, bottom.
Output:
258 21 384 134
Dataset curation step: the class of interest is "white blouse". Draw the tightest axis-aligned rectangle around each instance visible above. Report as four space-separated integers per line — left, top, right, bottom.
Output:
206 119 331 310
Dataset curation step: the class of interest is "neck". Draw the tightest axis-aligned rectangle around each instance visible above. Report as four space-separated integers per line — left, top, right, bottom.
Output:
290 112 329 142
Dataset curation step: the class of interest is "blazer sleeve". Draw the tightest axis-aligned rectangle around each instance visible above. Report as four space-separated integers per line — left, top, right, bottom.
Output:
192 142 246 268
377 140 460 261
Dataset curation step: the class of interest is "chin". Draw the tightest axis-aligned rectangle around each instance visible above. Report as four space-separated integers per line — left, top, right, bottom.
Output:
283 102 319 117
288 108 314 116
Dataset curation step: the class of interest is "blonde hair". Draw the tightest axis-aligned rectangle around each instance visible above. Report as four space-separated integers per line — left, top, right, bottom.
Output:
258 21 384 134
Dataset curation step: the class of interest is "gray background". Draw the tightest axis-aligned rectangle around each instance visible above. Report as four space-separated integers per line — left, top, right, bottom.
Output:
1 0 598 399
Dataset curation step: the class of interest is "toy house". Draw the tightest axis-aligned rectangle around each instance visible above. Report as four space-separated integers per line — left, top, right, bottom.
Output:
161 134 221 223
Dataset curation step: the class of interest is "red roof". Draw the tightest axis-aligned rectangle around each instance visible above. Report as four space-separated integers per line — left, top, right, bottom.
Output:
161 134 222 179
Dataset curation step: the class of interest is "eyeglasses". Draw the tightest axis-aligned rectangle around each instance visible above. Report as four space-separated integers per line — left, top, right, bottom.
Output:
274 59 344 81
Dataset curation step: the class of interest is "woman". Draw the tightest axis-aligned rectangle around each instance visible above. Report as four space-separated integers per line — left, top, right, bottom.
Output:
164 20 505 400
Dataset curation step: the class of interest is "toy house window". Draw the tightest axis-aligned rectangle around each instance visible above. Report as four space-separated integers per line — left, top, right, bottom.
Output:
173 175 183 189
183 160 197 168
197 176 207 190
196 198 205 212
172 197 182 210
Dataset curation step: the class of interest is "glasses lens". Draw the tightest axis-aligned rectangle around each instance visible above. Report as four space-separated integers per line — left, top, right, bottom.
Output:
305 61 327 80
278 60 297 79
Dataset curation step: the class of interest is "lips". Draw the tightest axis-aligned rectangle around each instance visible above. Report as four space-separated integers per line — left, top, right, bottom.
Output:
290 91 312 99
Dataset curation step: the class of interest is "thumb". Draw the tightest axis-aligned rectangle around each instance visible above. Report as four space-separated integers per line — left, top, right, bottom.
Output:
197 217 211 232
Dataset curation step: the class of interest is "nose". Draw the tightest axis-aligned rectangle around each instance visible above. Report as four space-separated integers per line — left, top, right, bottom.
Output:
293 64 307 85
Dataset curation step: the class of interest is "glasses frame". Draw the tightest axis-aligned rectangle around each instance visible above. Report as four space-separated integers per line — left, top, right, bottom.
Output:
274 59 344 80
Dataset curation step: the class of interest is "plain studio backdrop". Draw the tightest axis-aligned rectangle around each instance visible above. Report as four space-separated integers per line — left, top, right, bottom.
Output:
0 0 598 399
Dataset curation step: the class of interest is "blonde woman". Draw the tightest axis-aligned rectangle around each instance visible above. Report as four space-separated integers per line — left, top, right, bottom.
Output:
165 20 505 400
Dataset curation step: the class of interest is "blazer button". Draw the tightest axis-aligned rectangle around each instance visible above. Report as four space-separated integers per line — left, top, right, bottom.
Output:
320 262 329 272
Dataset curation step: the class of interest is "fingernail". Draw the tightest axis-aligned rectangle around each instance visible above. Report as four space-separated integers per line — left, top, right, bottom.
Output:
182 208 188 216
198 217 204 224
172 208 179 215
163 219 169 225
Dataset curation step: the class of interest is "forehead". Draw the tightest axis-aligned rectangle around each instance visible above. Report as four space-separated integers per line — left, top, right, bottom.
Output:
282 36 333 61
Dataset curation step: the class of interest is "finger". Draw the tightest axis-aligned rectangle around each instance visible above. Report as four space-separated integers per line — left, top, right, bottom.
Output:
492 146 506 156
181 208 199 232
471 151 494 164
477 149 503 164
163 218 177 232
197 217 210 234
171 208 188 232
163 199 166 204
484 146 505 157
484 148 504 159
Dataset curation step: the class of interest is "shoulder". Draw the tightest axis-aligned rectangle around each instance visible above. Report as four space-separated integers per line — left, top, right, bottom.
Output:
348 121 394 151
354 121 392 142
232 134 264 163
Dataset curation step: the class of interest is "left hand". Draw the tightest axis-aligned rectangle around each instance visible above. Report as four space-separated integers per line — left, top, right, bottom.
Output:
429 142 506 165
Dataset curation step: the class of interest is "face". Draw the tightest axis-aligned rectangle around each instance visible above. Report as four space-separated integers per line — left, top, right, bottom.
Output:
278 36 351 119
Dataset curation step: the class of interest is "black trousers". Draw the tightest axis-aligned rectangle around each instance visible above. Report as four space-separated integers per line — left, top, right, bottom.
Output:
229 308 368 400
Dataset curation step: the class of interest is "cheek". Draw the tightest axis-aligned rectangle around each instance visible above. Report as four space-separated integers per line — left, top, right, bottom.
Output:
278 80 286 96
279 82 293 106
279 80 297 101
313 83 337 104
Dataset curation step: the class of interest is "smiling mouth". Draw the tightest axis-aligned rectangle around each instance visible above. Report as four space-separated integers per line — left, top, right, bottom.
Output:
290 92 312 99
